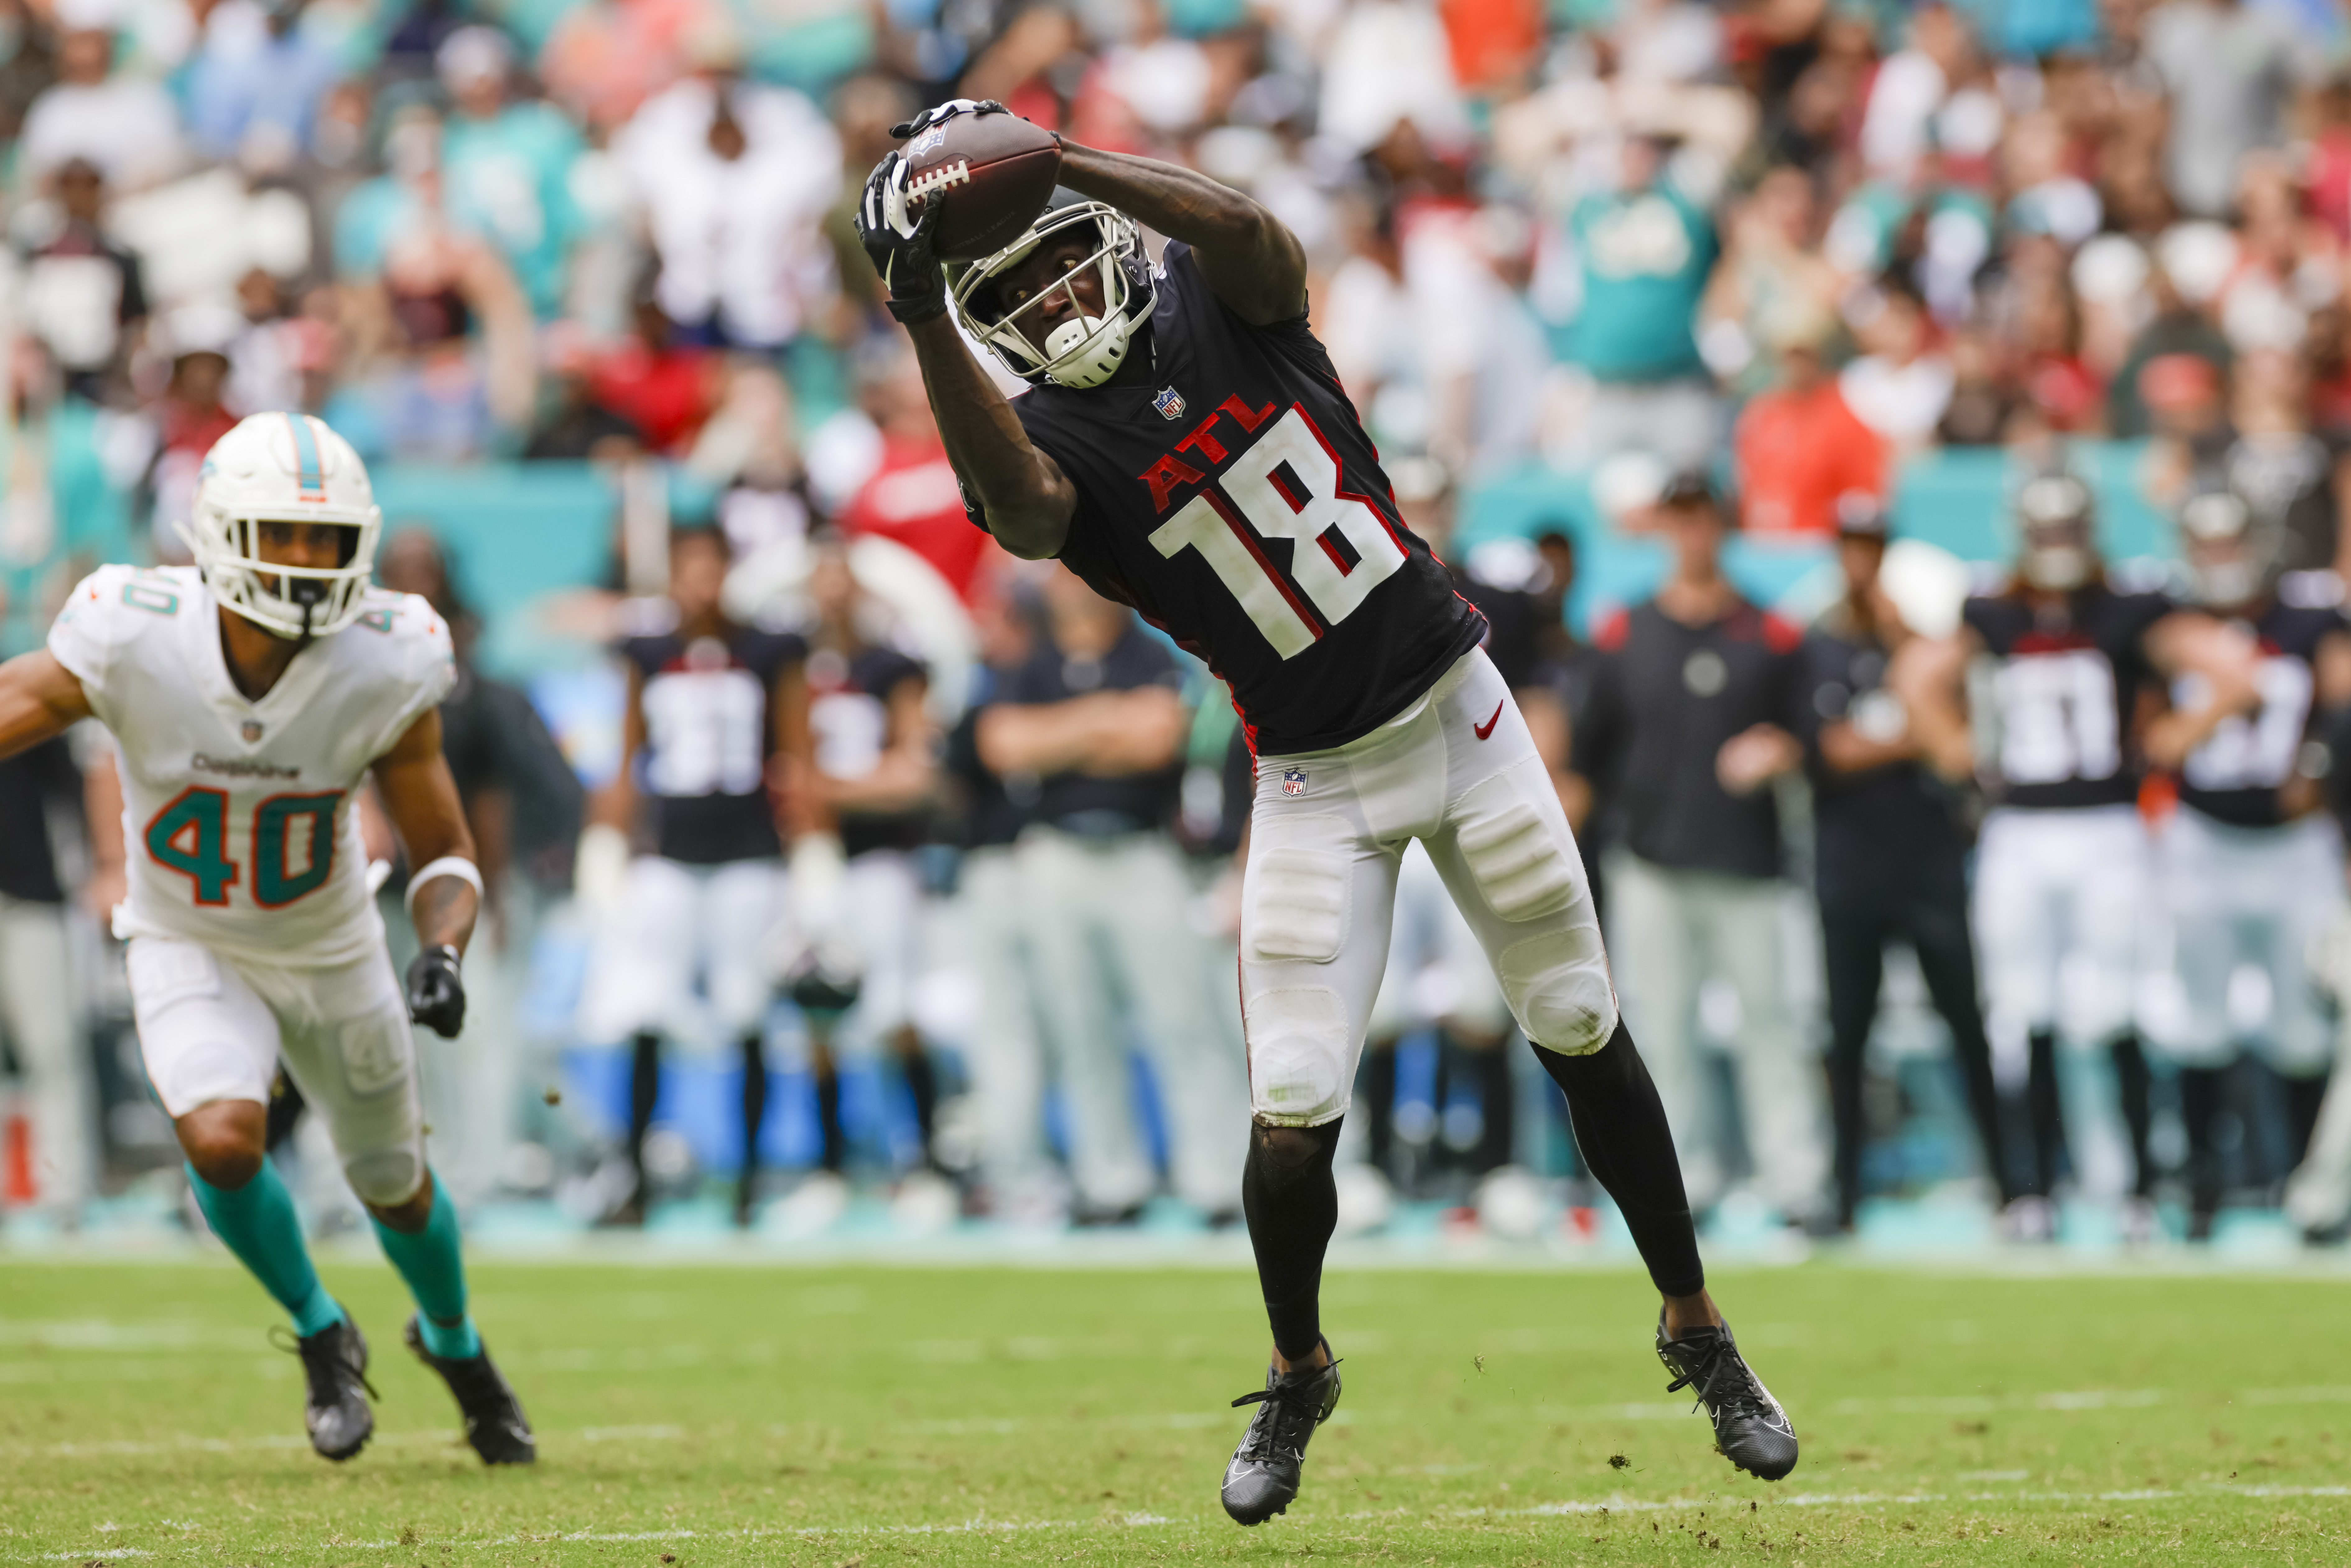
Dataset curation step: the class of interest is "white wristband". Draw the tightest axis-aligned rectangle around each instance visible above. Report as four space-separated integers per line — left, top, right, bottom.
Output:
404 856 485 919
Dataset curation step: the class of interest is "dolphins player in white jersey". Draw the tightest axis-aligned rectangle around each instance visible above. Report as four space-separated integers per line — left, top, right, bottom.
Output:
0 412 532 1465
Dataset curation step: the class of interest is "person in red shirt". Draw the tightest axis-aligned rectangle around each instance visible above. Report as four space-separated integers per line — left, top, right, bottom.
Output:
834 349 1007 604
588 295 719 456
1733 327 1887 536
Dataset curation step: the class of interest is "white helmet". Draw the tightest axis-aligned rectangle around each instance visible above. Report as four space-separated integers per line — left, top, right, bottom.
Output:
181 413 382 640
946 197 1157 390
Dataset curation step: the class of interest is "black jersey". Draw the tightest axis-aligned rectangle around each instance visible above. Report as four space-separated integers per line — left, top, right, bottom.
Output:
809 643 929 858
966 242 1485 755
619 602 802 864
1796 607 1970 902
1574 599 1803 879
2175 599 2345 828
1963 582 2172 810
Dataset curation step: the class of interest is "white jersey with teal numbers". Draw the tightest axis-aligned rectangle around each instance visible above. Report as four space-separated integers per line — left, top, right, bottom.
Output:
48 565 454 967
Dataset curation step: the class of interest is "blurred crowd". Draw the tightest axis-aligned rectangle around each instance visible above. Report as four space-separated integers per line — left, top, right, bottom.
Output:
5 0 2351 1246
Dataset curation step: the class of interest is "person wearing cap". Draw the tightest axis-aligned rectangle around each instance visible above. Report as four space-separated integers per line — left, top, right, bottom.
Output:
1795 497 2016 1233
436 24 586 321
1571 471 1830 1222
1902 467 2257 1242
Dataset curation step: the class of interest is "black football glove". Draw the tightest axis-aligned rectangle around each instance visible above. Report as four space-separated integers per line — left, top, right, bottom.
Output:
856 152 950 324
888 96 1009 142
405 945 467 1038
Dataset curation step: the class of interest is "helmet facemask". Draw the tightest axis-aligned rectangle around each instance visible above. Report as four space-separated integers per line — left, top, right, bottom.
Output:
2179 489 2270 609
948 201 1156 390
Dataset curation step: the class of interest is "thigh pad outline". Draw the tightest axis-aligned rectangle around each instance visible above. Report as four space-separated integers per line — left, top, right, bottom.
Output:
1246 837 1351 964
1453 773 1578 923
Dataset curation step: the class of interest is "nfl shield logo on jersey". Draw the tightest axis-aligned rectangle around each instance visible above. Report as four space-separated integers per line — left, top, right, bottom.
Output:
1281 768 1307 797
1154 387 1186 420
241 721 264 743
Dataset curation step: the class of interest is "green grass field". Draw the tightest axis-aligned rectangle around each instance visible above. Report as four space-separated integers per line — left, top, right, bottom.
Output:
3 1255 2346 1564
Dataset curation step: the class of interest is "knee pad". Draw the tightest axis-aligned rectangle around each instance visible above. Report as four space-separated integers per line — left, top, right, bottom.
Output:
1246 986 1351 1123
1455 774 1578 923
344 1145 424 1208
1498 930 1615 1055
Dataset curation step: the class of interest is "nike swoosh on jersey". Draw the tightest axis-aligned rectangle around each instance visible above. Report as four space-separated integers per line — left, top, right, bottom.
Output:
1474 700 1504 740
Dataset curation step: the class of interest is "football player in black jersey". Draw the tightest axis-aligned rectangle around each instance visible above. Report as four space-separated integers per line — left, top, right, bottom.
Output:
2148 489 2351 1236
576 528 806 1228
857 98 1800 1522
1904 473 2255 1241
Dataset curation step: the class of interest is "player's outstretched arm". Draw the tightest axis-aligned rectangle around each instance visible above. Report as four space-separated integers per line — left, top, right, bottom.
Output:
858 148 1078 558
1055 141 1308 325
0 650 94 763
375 710 481 1038
906 312 1078 560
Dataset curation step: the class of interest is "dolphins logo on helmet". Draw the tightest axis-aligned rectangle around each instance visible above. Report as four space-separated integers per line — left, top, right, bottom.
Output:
181 413 383 641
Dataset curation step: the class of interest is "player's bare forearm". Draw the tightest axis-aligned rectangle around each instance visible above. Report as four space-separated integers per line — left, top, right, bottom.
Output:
371 710 480 956
1055 142 1307 323
906 313 1075 558
0 651 93 761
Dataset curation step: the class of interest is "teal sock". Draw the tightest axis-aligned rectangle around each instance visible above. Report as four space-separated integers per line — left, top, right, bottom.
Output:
187 1160 343 1338
369 1173 480 1359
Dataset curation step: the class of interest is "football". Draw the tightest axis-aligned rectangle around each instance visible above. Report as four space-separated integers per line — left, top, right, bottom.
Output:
901 111 1062 261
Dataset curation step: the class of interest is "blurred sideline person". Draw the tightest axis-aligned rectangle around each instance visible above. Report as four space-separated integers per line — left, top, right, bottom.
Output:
577 527 805 1227
1907 471 2248 1237
978 566 1248 1222
860 99 1800 1523
1572 472 1829 1222
940 589 1053 1219
0 412 532 1464
0 738 98 1225
1794 501 2015 1232
2146 489 2350 1236
786 538 944 1225
374 529 586 1202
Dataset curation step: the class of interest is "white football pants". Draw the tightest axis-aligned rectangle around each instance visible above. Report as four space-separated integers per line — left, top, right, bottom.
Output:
2148 807 2343 1073
576 856 783 1046
1972 805 2147 1053
1240 648 1616 1130
124 935 425 1207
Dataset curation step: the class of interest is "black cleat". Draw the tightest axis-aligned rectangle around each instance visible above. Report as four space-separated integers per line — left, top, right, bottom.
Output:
1656 1316 1798 1482
1220 1340 1340 1525
278 1309 375 1461
403 1316 536 1464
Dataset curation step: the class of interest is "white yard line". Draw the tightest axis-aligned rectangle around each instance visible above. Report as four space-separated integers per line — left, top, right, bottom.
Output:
12 1482 2351 1562
7 1379 2346 1461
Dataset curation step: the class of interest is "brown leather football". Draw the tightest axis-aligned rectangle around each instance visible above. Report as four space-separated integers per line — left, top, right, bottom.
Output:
901 111 1062 262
